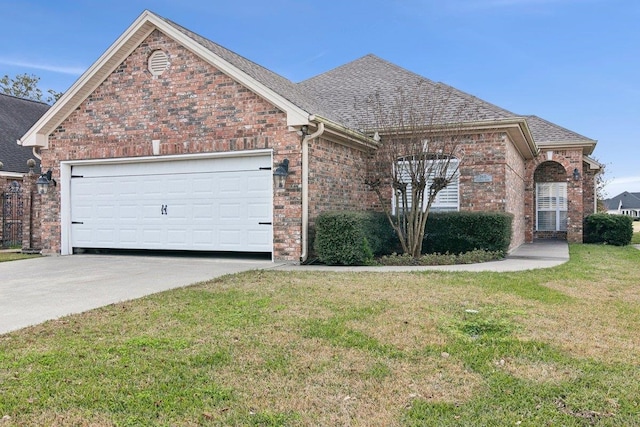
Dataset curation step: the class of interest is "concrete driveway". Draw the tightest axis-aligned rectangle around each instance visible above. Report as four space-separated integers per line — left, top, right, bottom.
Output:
1 241 569 335
0 254 278 335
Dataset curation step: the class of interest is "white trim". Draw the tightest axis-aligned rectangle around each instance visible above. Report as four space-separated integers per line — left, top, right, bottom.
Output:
60 149 272 255
0 172 26 179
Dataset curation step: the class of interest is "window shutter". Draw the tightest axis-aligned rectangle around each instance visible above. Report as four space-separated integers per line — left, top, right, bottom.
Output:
393 158 459 213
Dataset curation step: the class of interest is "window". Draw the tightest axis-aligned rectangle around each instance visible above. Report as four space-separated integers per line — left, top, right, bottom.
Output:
393 158 459 213
536 182 567 231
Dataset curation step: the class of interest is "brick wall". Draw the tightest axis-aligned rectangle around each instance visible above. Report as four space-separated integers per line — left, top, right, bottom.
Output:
306 136 379 254
525 149 585 242
39 29 302 260
457 132 526 250
582 161 599 218
504 135 526 249
308 136 377 218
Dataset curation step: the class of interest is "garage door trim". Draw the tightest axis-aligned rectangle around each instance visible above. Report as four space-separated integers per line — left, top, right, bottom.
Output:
60 149 273 256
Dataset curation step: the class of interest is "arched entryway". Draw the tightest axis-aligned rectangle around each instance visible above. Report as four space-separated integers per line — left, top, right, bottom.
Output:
533 161 568 240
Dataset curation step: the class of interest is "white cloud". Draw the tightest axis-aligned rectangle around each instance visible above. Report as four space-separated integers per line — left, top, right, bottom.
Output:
603 176 640 198
0 58 85 75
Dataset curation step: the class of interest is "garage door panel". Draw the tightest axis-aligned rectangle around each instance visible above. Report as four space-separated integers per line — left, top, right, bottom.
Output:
119 228 138 245
70 155 272 253
248 202 271 219
119 204 139 221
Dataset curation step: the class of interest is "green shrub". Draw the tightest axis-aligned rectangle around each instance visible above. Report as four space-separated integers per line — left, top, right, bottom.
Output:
314 211 396 265
584 213 633 246
361 211 398 256
379 249 503 266
423 212 513 255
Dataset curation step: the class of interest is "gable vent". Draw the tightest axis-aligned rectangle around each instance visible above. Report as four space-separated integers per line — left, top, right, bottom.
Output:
148 50 169 76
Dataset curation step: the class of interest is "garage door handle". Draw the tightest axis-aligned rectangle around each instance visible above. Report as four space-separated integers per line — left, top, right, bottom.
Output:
72 221 84 225
258 222 272 225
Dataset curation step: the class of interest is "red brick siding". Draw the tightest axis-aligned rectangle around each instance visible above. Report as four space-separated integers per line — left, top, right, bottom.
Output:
459 133 507 213
582 162 598 218
305 137 378 253
504 135 526 249
525 149 585 242
38 29 302 260
308 137 377 218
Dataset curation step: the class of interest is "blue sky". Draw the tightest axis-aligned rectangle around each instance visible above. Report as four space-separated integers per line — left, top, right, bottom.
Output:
1 0 638 197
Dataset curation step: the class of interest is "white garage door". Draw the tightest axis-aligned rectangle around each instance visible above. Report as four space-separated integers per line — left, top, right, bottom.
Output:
69 155 273 252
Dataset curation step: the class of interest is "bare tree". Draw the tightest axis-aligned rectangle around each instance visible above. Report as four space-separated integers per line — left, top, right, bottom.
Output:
359 81 484 258
1 73 63 104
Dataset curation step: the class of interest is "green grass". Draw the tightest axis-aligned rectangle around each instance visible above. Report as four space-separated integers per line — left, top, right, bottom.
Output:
632 221 640 244
0 252 40 262
1 244 640 425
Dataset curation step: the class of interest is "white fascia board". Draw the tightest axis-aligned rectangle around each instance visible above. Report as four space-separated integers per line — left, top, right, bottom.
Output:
536 140 598 156
0 172 25 179
583 155 603 170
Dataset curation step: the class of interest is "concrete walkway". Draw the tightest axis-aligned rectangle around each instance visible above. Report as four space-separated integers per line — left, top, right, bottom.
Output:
273 240 570 273
1 241 568 335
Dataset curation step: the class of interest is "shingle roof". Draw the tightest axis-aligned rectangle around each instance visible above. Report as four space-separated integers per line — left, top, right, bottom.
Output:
0 93 48 174
298 54 518 128
297 55 596 150
159 15 336 121
604 191 640 211
525 115 595 146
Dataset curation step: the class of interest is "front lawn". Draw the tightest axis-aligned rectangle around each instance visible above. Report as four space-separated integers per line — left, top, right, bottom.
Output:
1 245 639 426
633 221 640 244
0 252 40 263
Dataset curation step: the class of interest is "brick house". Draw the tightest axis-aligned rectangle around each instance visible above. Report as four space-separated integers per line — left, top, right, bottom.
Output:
19 10 600 261
0 93 48 184
1 93 48 248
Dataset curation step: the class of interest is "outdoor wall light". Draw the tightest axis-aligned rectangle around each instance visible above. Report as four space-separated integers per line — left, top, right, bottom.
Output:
297 125 309 137
572 168 581 181
36 170 57 195
273 159 289 189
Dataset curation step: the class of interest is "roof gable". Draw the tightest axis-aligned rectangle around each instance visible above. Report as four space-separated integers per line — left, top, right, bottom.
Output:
19 10 312 148
525 115 596 155
0 93 47 173
604 191 640 210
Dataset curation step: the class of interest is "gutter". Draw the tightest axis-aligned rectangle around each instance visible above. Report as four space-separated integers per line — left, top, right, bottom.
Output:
300 119 325 263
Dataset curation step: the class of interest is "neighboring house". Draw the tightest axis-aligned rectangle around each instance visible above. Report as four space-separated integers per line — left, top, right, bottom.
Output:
19 10 601 260
0 93 48 185
1 93 48 248
604 192 640 219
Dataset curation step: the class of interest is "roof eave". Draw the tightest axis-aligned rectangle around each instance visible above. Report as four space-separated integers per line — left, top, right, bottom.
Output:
454 118 538 160
583 155 604 171
311 115 379 150
19 10 310 149
537 140 597 156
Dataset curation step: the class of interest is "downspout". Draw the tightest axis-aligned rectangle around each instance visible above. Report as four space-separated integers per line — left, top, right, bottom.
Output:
300 120 325 263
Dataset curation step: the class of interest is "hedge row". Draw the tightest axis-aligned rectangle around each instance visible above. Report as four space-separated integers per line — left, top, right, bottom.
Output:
314 210 512 265
313 211 395 265
583 213 633 246
424 211 513 254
